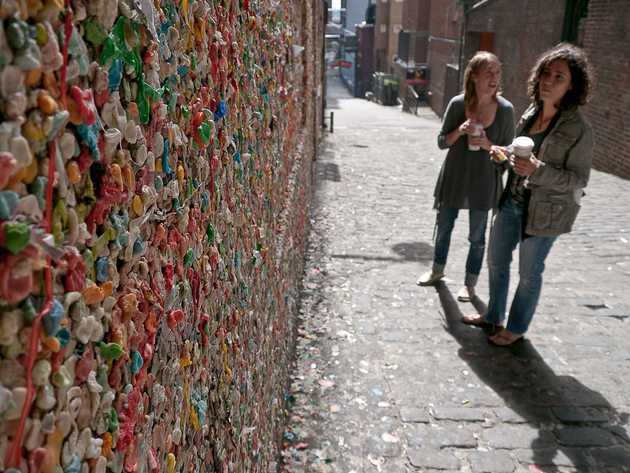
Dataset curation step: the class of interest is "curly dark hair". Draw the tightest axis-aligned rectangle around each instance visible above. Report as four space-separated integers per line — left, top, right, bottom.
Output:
527 42 593 109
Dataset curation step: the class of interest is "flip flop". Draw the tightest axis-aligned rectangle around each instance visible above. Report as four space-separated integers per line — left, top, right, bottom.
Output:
488 330 523 347
457 286 476 303
461 314 492 327
461 315 504 335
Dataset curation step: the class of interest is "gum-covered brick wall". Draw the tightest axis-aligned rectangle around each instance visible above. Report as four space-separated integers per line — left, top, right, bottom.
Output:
0 0 324 472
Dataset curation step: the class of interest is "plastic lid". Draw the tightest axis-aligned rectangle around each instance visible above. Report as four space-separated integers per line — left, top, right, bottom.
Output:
512 136 535 157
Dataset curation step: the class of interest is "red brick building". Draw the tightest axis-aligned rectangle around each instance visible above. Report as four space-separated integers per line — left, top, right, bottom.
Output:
465 0 630 178
356 23 376 97
581 0 630 178
465 1 568 116
427 0 464 115
365 0 630 178
399 0 431 64
392 0 431 103
374 0 404 73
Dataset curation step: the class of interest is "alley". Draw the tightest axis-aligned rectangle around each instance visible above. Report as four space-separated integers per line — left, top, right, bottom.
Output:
280 74 630 472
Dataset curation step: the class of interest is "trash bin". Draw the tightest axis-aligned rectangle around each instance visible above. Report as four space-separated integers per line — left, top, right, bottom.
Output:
372 72 399 106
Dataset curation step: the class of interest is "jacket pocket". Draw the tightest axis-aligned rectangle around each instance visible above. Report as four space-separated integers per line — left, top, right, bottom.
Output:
541 134 574 166
530 201 565 231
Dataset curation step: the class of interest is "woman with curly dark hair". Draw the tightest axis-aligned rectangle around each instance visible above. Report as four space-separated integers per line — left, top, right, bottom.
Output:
462 43 594 346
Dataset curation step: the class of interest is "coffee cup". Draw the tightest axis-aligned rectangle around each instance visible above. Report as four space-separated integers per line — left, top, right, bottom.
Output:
468 122 484 151
512 136 535 159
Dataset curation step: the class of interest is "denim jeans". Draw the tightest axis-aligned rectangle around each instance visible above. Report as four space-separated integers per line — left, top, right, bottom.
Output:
485 195 557 334
433 207 489 287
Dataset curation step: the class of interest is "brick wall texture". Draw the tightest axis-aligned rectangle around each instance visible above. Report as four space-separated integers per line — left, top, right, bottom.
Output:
375 0 404 73
466 0 566 117
403 0 431 31
581 0 630 178
428 0 462 114
466 0 630 179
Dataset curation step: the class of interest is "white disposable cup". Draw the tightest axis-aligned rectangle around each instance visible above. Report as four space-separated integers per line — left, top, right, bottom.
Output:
467 123 483 151
512 136 535 159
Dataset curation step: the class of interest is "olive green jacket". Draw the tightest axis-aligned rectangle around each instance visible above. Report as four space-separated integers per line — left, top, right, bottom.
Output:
519 103 593 237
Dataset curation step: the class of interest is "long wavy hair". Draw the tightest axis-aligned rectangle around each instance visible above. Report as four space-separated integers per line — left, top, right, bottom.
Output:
463 51 501 112
527 42 593 109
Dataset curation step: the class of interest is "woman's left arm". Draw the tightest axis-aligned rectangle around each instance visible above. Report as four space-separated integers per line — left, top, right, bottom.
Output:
527 125 593 193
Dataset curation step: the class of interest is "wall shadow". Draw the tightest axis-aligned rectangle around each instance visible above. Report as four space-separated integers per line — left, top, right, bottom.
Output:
314 138 340 193
317 162 341 182
435 282 630 472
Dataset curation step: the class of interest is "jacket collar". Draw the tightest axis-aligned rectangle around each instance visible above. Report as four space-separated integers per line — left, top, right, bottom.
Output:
517 103 579 134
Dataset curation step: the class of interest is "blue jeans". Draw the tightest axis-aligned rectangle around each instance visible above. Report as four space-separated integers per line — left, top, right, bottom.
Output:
433 207 488 287
485 195 557 334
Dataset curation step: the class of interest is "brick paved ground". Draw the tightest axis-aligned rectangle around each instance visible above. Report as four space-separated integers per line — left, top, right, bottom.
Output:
280 74 630 473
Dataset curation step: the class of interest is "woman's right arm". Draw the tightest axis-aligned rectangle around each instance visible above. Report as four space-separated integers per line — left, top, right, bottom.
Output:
489 103 516 170
437 99 465 149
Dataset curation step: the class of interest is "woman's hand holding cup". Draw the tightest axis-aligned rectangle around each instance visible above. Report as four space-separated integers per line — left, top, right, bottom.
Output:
512 153 542 176
458 119 475 135
469 129 492 151
510 136 541 176
461 120 484 151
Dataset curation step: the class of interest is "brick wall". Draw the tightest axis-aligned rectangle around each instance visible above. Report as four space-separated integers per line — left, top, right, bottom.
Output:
412 35 430 63
388 0 404 72
357 24 376 96
466 0 566 117
374 0 404 73
403 0 430 32
402 0 431 63
428 0 463 115
374 0 390 71
581 0 630 178
464 0 630 179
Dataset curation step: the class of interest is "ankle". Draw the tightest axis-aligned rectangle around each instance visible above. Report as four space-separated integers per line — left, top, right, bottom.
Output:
464 273 479 288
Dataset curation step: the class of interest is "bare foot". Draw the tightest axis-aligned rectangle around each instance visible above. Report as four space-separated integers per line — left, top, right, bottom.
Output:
488 330 523 346
461 314 489 326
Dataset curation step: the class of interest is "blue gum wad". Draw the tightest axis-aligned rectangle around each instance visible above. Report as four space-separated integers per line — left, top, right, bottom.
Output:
43 298 65 336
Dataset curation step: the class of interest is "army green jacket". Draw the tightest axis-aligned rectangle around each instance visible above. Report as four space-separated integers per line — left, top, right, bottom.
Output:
518 103 593 237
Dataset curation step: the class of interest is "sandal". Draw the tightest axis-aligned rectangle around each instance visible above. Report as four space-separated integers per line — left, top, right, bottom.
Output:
488 330 523 347
461 315 504 336
456 286 476 303
461 314 491 327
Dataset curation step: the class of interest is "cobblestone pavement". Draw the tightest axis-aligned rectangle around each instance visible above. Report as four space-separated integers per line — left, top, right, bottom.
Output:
279 74 630 473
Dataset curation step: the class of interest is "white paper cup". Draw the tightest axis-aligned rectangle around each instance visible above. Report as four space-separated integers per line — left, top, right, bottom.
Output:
512 136 535 159
468 123 483 151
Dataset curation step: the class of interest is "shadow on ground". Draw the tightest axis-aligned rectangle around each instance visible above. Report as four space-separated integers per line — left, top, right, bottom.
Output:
315 138 341 184
329 242 434 264
391 241 433 263
436 282 630 472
